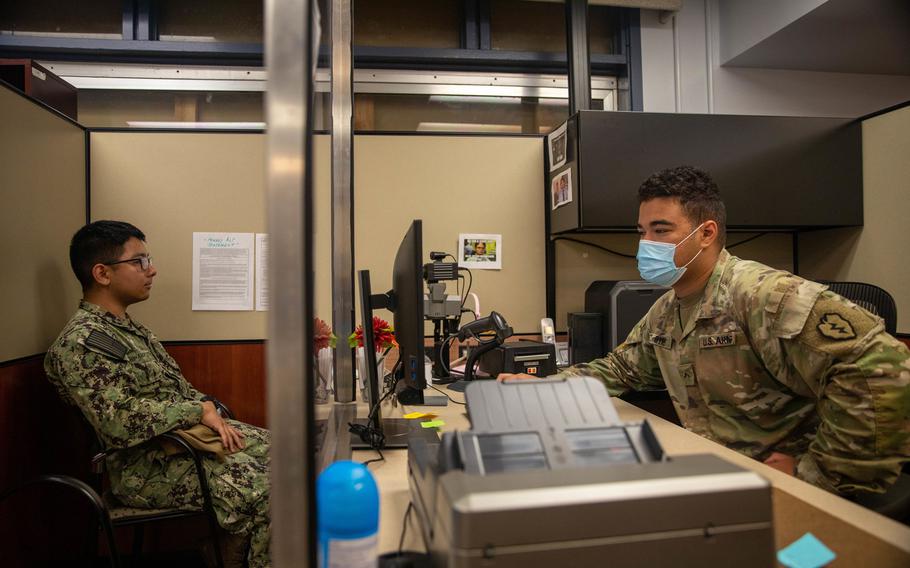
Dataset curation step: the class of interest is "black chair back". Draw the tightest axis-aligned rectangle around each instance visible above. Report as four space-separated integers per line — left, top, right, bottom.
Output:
819 281 898 335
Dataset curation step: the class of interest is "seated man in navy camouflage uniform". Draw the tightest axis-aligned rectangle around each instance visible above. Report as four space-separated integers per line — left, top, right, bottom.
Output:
503 166 910 498
45 220 271 568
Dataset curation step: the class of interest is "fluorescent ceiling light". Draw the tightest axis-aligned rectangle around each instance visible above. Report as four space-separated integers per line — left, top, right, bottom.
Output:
126 121 265 130
416 122 521 133
428 95 523 105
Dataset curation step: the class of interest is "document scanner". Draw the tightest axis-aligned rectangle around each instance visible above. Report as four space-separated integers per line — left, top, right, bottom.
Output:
407 377 775 567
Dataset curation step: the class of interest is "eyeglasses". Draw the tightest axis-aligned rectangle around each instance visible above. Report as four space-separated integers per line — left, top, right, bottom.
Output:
106 256 153 271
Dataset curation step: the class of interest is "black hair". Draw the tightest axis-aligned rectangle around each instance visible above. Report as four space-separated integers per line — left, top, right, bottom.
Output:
69 220 146 291
638 165 727 246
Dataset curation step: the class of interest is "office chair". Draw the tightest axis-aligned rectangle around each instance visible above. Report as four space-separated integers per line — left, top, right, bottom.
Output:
0 474 122 567
80 401 234 567
818 280 898 335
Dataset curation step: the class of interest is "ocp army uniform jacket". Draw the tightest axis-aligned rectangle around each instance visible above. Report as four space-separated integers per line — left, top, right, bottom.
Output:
561 250 910 495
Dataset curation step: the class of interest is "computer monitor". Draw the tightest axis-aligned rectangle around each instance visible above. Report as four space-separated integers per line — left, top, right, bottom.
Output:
389 220 446 406
392 219 427 404
354 269 410 449
352 220 447 450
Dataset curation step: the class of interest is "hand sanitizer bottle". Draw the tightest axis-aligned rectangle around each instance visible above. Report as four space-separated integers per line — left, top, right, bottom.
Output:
317 460 380 568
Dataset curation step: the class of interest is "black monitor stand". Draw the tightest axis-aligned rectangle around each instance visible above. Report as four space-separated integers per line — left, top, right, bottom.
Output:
351 270 413 450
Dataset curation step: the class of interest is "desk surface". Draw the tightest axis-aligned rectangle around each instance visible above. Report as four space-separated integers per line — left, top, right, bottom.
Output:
331 386 910 566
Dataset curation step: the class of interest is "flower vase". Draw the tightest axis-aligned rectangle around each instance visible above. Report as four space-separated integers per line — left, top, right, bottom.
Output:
314 347 334 404
356 347 387 406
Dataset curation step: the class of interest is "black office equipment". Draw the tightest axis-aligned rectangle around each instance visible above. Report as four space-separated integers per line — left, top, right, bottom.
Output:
567 312 603 365
423 252 462 379
478 340 557 378
549 111 862 234
447 311 513 392
585 280 670 352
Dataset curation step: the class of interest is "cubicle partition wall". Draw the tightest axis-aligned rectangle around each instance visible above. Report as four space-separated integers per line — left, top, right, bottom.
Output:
0 86 85 363
0 83 87 566
89 132 551 338
354 134 546 334
801 103 910 334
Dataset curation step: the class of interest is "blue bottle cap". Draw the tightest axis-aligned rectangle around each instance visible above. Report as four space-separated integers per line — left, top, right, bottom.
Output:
317 460 380 538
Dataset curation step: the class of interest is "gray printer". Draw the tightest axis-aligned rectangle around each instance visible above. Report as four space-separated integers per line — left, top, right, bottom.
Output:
407 378 775 567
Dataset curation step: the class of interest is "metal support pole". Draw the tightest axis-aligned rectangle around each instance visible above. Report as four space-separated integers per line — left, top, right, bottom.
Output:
265 0 316 565
331 0 356 402
565 0 591 114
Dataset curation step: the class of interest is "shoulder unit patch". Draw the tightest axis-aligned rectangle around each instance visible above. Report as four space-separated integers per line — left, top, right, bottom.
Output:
817 313 856 340
85 329 128 360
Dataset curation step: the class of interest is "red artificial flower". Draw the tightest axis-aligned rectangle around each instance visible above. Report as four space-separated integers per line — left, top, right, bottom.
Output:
348 316 397 352
313 317 337 351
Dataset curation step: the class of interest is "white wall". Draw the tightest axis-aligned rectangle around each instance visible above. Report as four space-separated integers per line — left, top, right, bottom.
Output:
717 0 825 63
640 0 910 117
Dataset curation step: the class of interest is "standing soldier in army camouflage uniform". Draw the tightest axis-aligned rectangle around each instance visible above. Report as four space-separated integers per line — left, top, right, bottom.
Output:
45 221 271 568
502 166 910 498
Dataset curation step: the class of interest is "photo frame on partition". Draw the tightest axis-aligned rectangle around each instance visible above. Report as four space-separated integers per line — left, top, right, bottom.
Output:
547 122 568 171
458 233 502 270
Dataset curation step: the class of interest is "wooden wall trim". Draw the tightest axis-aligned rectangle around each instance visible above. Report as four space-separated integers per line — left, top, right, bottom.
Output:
164 341 267 429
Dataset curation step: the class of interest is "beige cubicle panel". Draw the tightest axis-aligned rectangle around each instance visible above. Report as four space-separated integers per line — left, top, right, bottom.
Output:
800 105 910 334
91 131 335 341
554 231 796 330
354 135 546 334
90 132 267 340
91 131 546 341
0 85 85 362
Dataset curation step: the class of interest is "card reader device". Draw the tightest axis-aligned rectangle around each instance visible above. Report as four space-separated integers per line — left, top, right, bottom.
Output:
407 378 775 567
478 340 557 378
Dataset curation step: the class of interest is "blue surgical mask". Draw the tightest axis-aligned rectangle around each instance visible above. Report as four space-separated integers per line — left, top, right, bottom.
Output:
637 223 704 286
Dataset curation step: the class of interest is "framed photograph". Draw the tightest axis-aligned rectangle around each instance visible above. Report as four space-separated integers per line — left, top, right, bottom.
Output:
551 169 573 210
547 122 568 171
458 233 502 270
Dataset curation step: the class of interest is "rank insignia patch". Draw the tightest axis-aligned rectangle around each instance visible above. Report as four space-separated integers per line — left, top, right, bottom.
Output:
817 313 855 340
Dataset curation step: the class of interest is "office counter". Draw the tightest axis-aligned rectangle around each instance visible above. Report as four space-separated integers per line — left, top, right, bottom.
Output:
342 390 910 565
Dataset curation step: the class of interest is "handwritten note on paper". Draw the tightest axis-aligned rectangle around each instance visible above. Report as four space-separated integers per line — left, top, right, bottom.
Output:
192 232 254 311
255 233 269 311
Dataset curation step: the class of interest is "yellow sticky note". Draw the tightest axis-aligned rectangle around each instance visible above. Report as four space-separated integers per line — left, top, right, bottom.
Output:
403 412 428 419
420 420 445 429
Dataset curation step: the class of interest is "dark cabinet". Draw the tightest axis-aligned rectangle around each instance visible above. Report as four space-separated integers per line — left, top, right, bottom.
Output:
548 111 863 233
0 59 78 121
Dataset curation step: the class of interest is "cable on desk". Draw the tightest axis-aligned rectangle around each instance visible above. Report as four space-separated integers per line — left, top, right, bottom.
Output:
398 501 414 555
349 360 402 449
361 447 385 467
429 383 466 405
